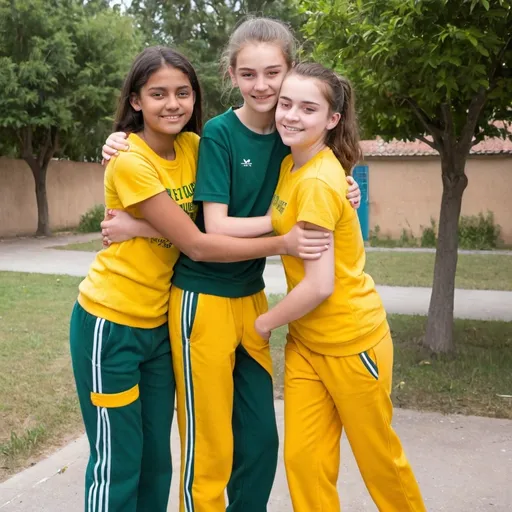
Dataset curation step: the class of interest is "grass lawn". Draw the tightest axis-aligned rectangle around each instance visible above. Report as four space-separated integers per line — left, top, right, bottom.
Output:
0 272 83 481
365 252 512 291
269 251 512 291
56 240 512 291
1 274 510 480
52 239 103 252
268 294 512 419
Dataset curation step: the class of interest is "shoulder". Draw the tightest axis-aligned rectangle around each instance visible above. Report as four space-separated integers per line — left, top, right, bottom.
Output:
307 150 347 193
106 140 155 180
202 110 234 140
176 131 200 155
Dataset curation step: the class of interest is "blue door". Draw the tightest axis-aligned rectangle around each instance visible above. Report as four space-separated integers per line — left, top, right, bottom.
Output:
352 165 369 241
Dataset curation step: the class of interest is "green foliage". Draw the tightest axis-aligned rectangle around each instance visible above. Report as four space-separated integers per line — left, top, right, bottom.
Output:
458 211 502 249
0 0 141 162
128 0 304 120
78 204 105 233
399 228 418 248
421 219 437 248
300 0 512 146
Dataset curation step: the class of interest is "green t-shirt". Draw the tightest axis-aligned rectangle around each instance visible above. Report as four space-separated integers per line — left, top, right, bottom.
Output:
172 108 290 297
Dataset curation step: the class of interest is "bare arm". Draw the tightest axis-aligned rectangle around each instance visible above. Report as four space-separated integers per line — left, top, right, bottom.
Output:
138 192 330 262
203 202 273 238
101 209 162 244
255 223 335 337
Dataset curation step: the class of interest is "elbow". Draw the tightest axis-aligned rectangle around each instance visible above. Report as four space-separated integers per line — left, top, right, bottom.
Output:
313 280 334 302
182 234 206 262
204 219 223 235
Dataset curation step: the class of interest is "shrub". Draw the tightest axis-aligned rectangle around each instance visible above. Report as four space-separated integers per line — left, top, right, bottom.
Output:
420 218 437 248
458 211 501 250
77 204 105 233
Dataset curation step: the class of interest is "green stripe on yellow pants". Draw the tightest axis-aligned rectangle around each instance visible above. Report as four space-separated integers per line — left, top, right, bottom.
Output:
284 332 426 512
69 302 175 512
169 286 278 512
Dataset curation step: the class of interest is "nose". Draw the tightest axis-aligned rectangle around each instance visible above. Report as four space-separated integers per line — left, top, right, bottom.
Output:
165 95 179 111
254 76 268 92
284 107 299 122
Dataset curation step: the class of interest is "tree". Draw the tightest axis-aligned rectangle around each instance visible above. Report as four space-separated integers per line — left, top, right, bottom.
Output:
301 0 512 352
0 0 140 235
128 0 304 120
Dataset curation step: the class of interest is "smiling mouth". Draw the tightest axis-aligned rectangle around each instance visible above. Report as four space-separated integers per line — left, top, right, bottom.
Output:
282 125 303 132
252 94 273 100
160 114 183 120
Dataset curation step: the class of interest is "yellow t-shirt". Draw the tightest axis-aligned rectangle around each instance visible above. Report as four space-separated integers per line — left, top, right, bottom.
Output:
78 132 199 328
271 148 388 356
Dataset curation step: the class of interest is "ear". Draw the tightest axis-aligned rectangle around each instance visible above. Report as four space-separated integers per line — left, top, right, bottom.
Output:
129 93 142 112
327 112 341 131
228 66 238 88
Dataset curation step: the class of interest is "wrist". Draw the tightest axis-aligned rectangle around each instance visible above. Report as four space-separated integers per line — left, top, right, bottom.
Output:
257 313 272 333
280 234 289 256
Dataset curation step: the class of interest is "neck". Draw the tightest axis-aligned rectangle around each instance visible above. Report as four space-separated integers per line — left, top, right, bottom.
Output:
291 139 328 170
138 127 177 160
235 104 276 134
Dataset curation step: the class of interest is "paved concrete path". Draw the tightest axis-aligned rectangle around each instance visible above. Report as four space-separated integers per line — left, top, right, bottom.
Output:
1 234 511 321
1 402 511 511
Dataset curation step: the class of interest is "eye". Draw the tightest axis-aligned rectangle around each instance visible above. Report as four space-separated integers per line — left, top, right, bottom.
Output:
241 73 254 78
177 91 190 98
151 93 164 98
279 101 290 108
268 71 279 77
304 107 316 113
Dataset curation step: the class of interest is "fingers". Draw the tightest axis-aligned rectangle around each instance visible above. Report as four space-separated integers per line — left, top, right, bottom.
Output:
299 245 329 254
346 175 355 185
299 252 323 260
346 189 360 199
300 230 331 240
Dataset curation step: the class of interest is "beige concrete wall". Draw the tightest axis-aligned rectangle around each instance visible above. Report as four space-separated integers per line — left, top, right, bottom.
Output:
0 157 104 237
1 155 511 243
365 155 512 244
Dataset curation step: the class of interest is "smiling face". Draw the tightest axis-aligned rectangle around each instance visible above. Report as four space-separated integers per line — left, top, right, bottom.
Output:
130 65 195 136
229 42 290 114
275 73 340 150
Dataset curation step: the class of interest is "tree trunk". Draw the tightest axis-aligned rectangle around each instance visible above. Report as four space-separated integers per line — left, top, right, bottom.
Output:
21 127 58 237
424 154 468 353
34 165 51 236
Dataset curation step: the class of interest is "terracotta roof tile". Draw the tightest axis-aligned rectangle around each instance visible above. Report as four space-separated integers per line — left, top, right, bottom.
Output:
360 136 512 157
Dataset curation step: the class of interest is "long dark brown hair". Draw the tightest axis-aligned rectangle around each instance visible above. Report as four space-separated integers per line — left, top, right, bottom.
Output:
114 46 203 135
289 62 362 174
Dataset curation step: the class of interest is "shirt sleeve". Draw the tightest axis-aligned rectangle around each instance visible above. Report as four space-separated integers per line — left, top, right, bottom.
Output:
193 136 231 205
296 178 344 231
111 152 166 208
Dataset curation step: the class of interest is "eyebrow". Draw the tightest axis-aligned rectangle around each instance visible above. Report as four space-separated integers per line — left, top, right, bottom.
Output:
238 65 283 72
148 85 191 92
279 95 320 106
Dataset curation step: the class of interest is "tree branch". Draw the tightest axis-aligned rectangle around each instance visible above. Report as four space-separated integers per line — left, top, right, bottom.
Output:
38 128 53 169
440 102 454 139
417 135 436 150
458 87 487 152
489 35 512 89
402 97 443 144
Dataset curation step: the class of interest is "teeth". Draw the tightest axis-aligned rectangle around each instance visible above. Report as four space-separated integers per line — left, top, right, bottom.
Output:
162 115 181 119
284 125 301 132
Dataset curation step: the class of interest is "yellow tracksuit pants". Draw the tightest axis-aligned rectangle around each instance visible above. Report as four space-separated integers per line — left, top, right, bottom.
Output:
169 286 279 512
284 332 426 512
